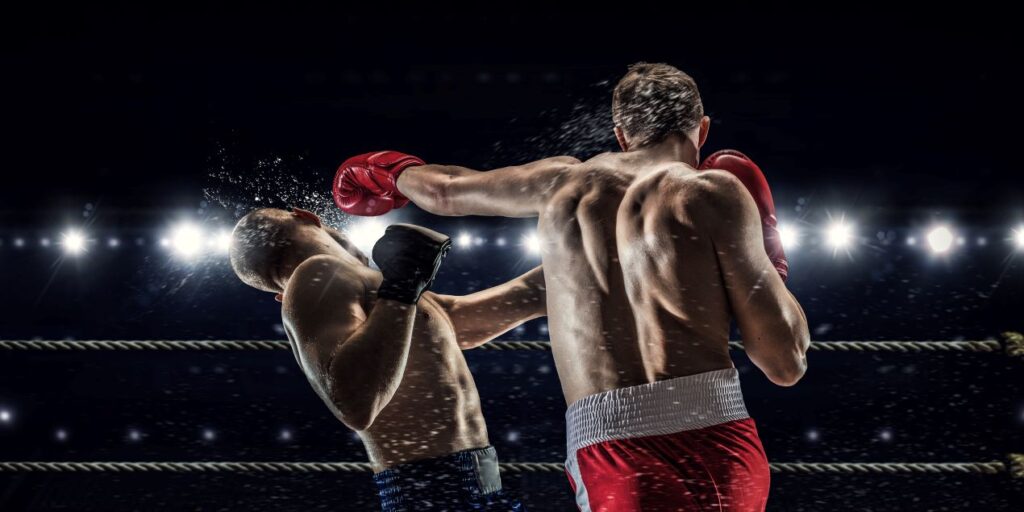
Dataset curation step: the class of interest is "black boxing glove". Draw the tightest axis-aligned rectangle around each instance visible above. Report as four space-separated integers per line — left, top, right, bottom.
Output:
372 224 452 304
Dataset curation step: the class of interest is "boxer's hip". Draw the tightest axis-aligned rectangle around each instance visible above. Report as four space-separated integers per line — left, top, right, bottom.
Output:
564 369 770 511
373 446 525 511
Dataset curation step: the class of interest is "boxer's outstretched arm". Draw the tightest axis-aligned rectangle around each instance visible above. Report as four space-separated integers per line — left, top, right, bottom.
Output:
284 256 416 431
434 266 547 349
696 173 810 386
397 156 580 217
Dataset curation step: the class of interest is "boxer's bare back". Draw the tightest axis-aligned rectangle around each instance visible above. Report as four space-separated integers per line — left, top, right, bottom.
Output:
400 151 807 404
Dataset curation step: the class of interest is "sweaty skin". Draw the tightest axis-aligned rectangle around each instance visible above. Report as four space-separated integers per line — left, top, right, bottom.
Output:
282 252 545 470
398 152 809 405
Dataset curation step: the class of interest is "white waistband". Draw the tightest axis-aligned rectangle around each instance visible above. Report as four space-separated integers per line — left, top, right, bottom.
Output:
565 369 749 454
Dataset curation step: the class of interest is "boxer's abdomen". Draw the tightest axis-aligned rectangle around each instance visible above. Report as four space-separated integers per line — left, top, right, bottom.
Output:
361 297 489 470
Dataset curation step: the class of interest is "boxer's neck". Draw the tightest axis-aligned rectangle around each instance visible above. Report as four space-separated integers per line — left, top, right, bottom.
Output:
631 133 700 167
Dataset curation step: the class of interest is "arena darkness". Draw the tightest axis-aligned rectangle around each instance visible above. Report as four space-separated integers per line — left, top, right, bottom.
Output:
1 8 1022 511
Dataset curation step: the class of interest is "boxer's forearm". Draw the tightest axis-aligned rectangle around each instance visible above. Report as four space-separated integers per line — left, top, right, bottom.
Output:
327 300 416 431
740 292 809 387
397 157 576 217
397 164 506 217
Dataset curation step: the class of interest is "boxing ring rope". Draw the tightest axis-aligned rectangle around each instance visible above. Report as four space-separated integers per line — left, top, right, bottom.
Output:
0 332 1021 357
1 457 1021 477
2 334 1020 486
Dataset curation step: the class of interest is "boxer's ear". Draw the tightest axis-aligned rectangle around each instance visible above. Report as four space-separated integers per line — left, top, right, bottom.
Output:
697 116 711 149
614 126 629 152
291 207 322 228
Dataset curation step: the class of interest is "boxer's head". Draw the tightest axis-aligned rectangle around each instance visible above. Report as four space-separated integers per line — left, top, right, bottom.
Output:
229 207 368 294
612 62 710 154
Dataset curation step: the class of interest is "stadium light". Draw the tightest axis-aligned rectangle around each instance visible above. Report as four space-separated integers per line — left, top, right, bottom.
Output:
522 232 541 255
456 232 473 249
778 224 799 250
925 225 954 254
212 230 232 254
61 230 87 255
825 220 854 249
1014 226 1024 250
345 218 386 255
169 222 204 259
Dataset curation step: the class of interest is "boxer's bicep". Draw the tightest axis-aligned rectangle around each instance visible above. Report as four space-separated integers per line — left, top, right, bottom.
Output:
438 266 547 349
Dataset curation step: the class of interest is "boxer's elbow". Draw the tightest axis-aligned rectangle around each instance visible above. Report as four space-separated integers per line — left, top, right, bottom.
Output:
336 401 378 432
750 330 809 387
765 355 807 387
329 388 380 431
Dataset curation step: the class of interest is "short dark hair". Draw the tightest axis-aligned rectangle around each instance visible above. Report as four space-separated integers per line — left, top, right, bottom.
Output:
612 62 704 148
229 208 294 293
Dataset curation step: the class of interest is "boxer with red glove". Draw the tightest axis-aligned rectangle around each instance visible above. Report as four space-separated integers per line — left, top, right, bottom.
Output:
700 150 789 281
333 151 425 216
331 63 810 512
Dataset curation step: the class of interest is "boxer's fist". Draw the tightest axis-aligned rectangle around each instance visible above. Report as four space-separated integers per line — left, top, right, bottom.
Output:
333 151 425 216
699 150 788 281
372 224 451 304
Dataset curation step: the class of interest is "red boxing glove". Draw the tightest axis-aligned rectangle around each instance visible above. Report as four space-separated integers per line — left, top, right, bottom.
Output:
333 151 425 216
699 150 788 281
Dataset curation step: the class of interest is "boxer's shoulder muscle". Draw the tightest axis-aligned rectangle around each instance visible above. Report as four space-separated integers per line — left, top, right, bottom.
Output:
647 168 750 222
282 255 367 338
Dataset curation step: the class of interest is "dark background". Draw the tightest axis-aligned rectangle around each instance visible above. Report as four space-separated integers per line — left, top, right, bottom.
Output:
1 6 1023 511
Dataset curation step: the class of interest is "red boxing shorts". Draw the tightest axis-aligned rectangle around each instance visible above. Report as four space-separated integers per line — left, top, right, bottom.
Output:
563 368 770 511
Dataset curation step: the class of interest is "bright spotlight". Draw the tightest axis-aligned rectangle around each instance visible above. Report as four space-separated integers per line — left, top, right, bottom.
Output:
212 230 232 254
456 232 473 249
926 226 954 254
346 219 387 255
61 230 87 255
1014 227 1024 250
777 224 799 250
825 221 854 249
495 237 507 247
108 238 120 248
170 222 205 258
522 232 541 255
